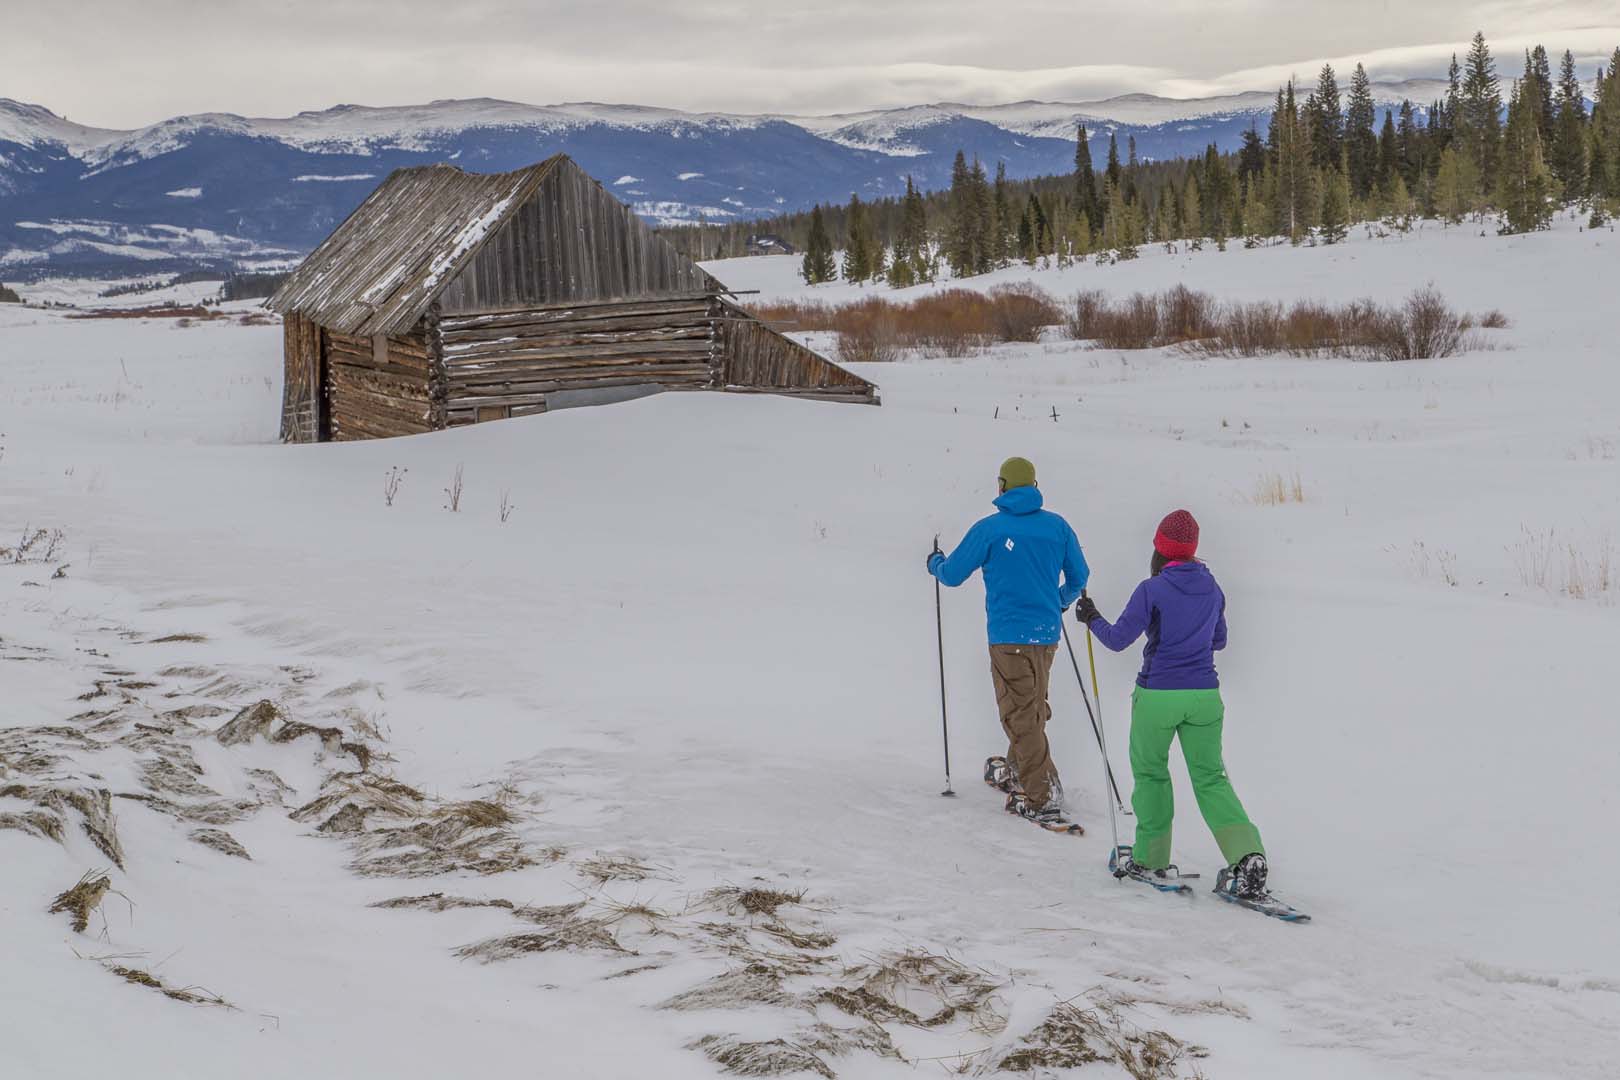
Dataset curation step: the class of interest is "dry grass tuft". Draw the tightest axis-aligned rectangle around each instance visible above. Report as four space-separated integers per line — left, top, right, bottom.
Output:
690 1033 835 1079
455 919 629 962
576 853 666 884
816 949 1006 1035
145 633 208 644
116 791 258 826
0 809 67 843
214 700 283 746
993 997 1207 1079
371 892 517 913
660 964 800 1012
105 964 233 1008
49 871 112 933
2 784 125 866
705 884 807 917
188 828 250 859
1252 471 1306 506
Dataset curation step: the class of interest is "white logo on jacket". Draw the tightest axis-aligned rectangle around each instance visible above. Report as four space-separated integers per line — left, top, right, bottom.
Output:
1005 539 1015 551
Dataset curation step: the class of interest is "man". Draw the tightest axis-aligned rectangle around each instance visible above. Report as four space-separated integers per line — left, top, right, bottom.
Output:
927 457 1089 825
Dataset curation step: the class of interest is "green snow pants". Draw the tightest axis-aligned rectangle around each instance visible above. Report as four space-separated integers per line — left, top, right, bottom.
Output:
1128 688 1264 871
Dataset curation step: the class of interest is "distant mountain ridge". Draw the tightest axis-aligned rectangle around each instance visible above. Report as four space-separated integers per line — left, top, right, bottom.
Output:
0 83 1449 278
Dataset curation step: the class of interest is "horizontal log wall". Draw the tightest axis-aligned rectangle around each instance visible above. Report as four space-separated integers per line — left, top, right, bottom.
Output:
324 325 436 441
438 298 719 427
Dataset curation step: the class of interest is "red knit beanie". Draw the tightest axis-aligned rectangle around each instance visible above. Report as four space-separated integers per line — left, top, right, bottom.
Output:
1153 509 1200 561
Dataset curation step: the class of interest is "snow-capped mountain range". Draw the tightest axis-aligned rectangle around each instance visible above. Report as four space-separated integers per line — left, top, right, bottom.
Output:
1 83 1447 278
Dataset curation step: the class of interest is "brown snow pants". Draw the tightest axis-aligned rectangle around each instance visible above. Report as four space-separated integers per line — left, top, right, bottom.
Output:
989 644 1061 810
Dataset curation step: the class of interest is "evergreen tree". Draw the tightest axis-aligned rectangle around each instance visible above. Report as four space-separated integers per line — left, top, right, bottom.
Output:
1310 64 1344 170
1318 168 1350 243
1072 210 1093 258
800 205 836 284
1550 50 1588 199
1105 133 1122 191
993 161 1013 267
1442 53 1463 150
1237 126 1266 184
1497 79 1555 233
1397 99 1422 187
1181 177 1203 246
840 193 884 283
1460 31 1504 197
1434 147 1466 223
1377 110 1399 192
1242 172 1271 246
971 158 995 275
1157 184 1178 243
1345 63 1379 197
1528 45 1556 145
887 176 932 287
1386 173 1415 231
1270 80 1314 241
1016 199 1035 264
1074 124 1100 232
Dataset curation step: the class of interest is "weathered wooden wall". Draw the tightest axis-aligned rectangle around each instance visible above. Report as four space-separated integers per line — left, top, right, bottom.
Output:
436 158 715 315
437 297 717 426
717 301 879 405
324 325 436 441
280 311 324 443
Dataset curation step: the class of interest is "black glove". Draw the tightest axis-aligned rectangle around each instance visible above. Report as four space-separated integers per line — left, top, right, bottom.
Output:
926 547 943 573
1073 596 1101 624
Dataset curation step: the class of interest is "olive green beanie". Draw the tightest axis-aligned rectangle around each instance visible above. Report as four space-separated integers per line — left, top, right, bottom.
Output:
998 456 1037 490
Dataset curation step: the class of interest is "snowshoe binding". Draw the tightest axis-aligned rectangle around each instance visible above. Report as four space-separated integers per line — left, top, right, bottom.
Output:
983 755 1018 794
1004 792 1083 835
1109 844 1196 893
1213 854 1311 922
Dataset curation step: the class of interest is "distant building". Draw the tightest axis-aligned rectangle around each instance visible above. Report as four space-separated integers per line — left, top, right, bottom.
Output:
745 234 798 257
267 155 875 442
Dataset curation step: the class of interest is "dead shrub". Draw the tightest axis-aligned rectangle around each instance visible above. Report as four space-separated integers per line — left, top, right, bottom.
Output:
986 283 1060 342
1066 285 1484 361
1063 290 1107 341
1478 308 1511 329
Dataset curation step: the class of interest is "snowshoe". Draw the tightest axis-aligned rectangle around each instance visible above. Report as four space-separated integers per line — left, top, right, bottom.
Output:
1212 854 1311 922
1004 792 1083 835
1109 844 1196 893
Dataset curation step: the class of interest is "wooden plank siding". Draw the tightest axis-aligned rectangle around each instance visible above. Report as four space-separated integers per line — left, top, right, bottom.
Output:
435 158 716 315
715 299 879 404
279 311 324 443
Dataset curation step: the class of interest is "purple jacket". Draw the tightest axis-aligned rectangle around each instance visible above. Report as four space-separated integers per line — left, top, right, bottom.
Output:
1087 561 1226 690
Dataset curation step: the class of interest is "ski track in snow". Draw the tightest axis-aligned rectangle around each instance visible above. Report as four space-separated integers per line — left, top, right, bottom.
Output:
3 216 1619 1079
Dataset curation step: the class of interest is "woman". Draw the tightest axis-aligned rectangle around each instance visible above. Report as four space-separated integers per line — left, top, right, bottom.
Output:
1073 509 1269 900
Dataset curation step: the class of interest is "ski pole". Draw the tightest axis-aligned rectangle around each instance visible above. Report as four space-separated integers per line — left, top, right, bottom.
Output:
1083 603 1127 816
933 536 955 797
1061 621 1126 813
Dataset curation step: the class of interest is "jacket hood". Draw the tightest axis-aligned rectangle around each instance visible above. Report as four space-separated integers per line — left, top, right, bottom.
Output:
993 486 1044 515
1159 560 1215 595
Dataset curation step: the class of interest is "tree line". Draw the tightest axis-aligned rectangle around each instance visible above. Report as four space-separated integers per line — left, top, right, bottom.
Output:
657 33 1620 286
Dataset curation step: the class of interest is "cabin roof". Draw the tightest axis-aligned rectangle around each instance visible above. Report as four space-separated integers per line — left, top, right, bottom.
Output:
266 158 562 337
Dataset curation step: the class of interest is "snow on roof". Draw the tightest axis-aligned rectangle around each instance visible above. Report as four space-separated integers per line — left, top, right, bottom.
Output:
267 159 556 336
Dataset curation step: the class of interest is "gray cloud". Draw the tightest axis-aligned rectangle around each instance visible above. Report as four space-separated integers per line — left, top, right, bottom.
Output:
4 1 1616 127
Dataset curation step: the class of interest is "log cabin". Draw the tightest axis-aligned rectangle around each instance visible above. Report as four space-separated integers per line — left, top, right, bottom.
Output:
266 154 877 442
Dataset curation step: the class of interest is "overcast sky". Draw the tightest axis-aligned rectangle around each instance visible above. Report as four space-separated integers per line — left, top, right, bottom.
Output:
7 1 1618 128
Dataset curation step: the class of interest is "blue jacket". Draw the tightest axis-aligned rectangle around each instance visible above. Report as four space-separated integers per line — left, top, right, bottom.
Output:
928 487 1088 646
1088 561 1227 690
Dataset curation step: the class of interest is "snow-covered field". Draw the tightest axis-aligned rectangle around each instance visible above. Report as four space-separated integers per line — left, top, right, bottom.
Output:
2 218 1617 1079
